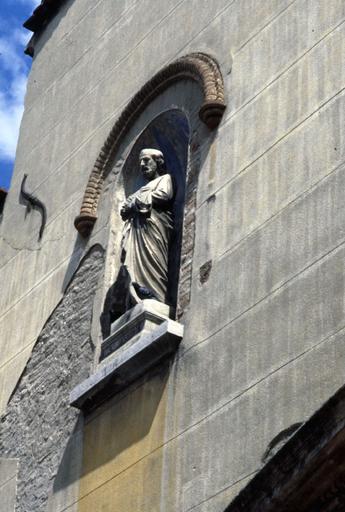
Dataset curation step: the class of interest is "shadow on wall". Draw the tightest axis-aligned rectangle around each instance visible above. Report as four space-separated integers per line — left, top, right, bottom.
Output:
0 188 7 216
61 233 89 293
261 422 303 463
49 357 171 512
49 416 84 499
79 361 171 481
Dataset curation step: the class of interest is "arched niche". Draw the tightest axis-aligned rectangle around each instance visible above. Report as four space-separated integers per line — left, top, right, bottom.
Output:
121 110 190 309
91 55 226 337
74 53 226 238
100 108 190 337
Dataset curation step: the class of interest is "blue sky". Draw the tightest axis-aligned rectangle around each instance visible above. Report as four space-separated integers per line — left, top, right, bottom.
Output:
0 0 40 190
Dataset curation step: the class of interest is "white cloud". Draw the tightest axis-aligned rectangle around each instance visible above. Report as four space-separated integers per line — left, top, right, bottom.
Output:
0 31 30 160
0 2 39 163
0 77 25 159
10 0 41 7
13 28 32 47
0 36 27 75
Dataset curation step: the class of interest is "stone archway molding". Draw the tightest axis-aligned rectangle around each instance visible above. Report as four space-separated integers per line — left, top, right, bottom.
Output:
74 52 226 237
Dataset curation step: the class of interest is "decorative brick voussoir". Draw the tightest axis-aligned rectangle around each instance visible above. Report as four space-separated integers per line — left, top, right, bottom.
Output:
74 53 226 238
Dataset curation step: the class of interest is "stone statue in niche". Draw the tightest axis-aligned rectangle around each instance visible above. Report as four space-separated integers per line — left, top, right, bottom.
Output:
120 148 174 301
101 149 174 336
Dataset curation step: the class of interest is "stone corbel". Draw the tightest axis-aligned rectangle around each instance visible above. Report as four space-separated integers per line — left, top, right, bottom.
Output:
70 300 183 411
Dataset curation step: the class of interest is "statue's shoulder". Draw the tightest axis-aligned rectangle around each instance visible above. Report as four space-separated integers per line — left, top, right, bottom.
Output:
160 173 173 185
151 174 172 187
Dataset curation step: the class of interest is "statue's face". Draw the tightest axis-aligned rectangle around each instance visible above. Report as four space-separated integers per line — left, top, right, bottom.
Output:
139 152 158 180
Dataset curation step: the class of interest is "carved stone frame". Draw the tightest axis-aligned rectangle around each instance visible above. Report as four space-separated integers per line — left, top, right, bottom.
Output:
74 52 226 238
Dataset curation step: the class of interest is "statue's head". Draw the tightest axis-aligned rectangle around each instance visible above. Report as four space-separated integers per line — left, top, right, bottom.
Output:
139 148 165 180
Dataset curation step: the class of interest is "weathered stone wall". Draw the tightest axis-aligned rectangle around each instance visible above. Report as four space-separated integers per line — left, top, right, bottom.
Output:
0 246 103 512
0 0 345 511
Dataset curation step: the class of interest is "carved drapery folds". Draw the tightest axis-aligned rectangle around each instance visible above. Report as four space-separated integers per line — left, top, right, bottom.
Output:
74 52 226 237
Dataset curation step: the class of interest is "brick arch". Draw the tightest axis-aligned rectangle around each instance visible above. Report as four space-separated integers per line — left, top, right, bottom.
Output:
74 52 226 237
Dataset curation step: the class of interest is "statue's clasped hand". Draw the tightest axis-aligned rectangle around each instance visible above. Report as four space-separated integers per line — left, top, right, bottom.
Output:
121 198 152 220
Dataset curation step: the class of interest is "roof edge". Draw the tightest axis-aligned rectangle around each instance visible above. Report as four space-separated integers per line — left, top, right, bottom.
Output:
23 0 63 33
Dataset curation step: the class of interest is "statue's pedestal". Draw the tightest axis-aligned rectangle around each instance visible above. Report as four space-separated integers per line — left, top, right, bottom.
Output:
70 300 183 410
100 299 173 361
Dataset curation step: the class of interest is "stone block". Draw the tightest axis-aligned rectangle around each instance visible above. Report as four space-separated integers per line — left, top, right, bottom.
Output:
0 200 83 318
183 0 292 68
192 161 345 344
79 364 170 499
0 458 18 487
0 262 70 367
189 476 253 512
46 428 83 512
229 0 345 113
151 327 345 511
77 440 166 512
101 300 171 360
25 0 143 107
197 22 345 206
70 312 183 410
0 472 18 512
187 237 345 355
195 89 345 270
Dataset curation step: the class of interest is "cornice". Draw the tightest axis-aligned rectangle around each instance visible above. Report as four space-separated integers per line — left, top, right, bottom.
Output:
23 0 63 32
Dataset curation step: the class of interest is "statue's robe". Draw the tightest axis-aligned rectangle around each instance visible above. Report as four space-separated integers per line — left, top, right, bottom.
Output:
121 173 174 302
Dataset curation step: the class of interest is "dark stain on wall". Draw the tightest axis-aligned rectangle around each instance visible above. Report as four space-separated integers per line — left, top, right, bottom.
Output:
199 260 212 284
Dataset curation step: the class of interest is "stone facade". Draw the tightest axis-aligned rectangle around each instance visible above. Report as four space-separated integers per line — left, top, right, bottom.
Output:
0 0 345 510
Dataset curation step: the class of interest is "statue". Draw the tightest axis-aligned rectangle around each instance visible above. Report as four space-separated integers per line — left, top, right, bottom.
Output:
120 148 174 301
101 149 174 336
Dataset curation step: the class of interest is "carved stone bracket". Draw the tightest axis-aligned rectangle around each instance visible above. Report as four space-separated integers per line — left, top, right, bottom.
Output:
70 300 183 410
74 52 226 237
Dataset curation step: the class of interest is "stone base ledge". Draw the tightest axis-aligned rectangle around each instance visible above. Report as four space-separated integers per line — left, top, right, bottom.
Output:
100 299 172 361
70 318 183 411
